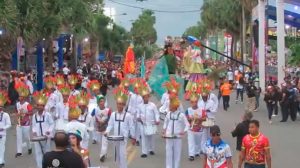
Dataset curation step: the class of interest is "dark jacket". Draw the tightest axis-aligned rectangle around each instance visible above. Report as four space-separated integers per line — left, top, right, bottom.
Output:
231 120 250 151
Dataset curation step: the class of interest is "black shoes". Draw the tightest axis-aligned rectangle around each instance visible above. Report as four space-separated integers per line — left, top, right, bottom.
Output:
0 163 4 168
28 149 32 155
136 141 140 146
149 151 155 155
92 140 97 144
195 154 200 157
15 153 22 158
189 156 195 161
141 154 147 158
100 155 106 162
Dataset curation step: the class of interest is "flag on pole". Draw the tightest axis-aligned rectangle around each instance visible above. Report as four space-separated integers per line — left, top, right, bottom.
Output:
124 44 135 75
140 56 145 78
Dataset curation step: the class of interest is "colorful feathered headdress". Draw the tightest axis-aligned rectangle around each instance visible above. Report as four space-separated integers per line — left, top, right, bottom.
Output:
137 80 150 96
68 74 79 86
33 90 48 106
15 81 30 97
58 84 71 96
113 86 129 104
56 74 65 86
0 90 10 107
164 77 180 95
76 91 91 106
120 78 130 88
87 80 101 91
197 79 213 96
44 76 57 89
169 94 180 109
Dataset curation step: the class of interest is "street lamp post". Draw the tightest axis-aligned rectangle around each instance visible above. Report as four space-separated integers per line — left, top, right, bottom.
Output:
258 0 266 91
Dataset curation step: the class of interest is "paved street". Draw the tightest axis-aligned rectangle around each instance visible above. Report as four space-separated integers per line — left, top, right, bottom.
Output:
3 90 300 168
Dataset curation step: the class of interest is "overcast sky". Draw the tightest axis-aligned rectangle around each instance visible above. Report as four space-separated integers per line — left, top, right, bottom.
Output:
104 0 203 45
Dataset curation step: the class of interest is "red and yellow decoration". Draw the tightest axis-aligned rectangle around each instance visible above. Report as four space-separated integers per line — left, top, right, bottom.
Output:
113 87 129 104
15 82 30 97
68 74 79 86
120 78 130 88
164 77 180 95
123 44 135 75
197 79 213 96
87 80 101 91
33 90 48 106
76 91 91 106
58 84 71 96
56 74 65 86
0 90 10 107
44 76 57 89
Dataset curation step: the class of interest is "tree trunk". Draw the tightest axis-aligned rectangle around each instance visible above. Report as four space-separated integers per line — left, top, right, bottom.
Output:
242 5 247 68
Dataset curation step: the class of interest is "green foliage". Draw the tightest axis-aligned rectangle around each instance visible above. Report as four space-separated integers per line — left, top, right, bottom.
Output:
183 22 207 39
130 10 157 45
288 43 300 66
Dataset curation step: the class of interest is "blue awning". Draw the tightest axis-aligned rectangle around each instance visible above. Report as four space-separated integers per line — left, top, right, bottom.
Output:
267 5 300 28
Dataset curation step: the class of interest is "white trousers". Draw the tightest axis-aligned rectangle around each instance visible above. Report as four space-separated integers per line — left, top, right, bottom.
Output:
187 130 206 157
114 140 127 168
34 140 50 168
16 125 32 153
140 126 155 155
92 129 97 141
0 135 6 164
166 139 182 168
95 131 108 157
134 121 141 142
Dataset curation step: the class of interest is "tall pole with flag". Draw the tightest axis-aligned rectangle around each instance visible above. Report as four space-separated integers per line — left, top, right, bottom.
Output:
140 56 145 78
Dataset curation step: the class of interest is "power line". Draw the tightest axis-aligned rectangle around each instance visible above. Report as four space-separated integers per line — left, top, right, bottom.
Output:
108 0 201 13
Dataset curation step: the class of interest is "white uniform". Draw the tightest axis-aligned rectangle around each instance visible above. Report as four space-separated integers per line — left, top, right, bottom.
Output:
105 111 135 168
68 89 80 101
160 92 184 114
45 92 60 118
94 107 111 158
54 89 63 104
197 99 217 150
78 111 94 149
16 101 32 154
185 107 206 157
137 102 160 155
127 92 143 142
55 102 69 131
32 112 54 168
65 120 89 148
163 110 189 168
0 111 11 165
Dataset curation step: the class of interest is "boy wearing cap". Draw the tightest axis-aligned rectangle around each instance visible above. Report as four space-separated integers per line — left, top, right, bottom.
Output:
94 95 111 162
163 96 189 168
0 91 11 168
137 86 160 158
15 82 33 158
185 93 207 161
203 125 233 168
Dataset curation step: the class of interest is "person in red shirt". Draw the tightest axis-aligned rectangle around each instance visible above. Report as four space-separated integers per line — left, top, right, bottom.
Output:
238 120 271 168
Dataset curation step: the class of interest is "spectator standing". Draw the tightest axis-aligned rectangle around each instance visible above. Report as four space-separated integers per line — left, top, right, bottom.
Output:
246 81 257 112
42 132 85 168
220 78 232 111
231 112 252 151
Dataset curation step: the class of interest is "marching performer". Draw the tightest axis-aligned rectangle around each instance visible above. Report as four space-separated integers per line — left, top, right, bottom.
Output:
163 95 189 168
104 87 136 168
137 85 160 158
32 91 54 168
65 98 89 153
197 80 217 150
15 82 33 158
185 91 206 161
86 80 106 144
0 91 11 168
77 91 94 149
122 78 143 145
44 76 60 119
54 74 64 103
68 74 80 99
160 78 184 115
55 84 71 131
94 95 111 162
